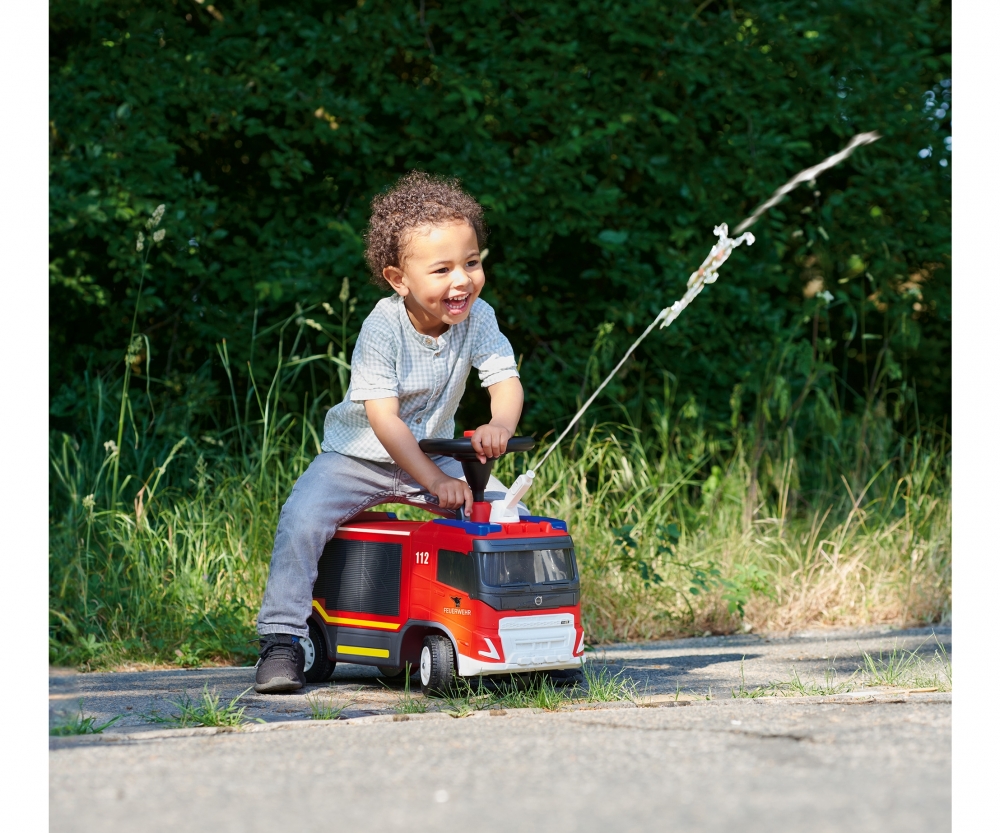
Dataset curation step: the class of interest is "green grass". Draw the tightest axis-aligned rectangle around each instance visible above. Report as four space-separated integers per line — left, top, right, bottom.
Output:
858 639 952 691
440 690 481 718
475 674 570 711
50 701 122 736
731 639 951 698
48 336 951 670
388 668 636 714
733 666 856 699
501 419 951 644
784 667 856 696
497 674 570 711
579 663 642 703
143 684 261 728
306 692 353 720
392 669 429 715
435 670 631 712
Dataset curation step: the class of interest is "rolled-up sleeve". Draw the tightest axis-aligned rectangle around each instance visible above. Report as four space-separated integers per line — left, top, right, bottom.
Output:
472 302 519 387
348 318 399 401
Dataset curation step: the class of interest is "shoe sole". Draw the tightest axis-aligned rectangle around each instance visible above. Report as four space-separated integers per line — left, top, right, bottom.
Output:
254 676 304 694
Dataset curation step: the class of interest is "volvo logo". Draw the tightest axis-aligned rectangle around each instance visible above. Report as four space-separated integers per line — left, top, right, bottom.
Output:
534 596 543 606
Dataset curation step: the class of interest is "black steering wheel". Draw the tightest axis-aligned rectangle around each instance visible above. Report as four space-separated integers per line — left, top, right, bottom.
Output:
418 435 535 506
418 436 535 460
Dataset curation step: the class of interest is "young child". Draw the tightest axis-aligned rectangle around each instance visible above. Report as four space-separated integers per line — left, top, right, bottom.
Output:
254 171 524 692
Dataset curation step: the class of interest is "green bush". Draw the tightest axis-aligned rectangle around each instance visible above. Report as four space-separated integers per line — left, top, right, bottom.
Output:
50 0 950 437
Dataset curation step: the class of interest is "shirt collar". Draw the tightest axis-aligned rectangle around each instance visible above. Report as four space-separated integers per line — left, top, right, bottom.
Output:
395 295 449 350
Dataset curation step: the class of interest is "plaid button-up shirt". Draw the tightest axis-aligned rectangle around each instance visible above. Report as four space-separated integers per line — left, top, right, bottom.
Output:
321 295 519 463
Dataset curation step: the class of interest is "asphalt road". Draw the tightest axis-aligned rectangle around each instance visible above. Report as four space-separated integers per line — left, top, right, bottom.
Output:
49 626 951 833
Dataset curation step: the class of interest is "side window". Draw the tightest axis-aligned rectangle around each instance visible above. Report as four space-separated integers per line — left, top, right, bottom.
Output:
437 549 475 595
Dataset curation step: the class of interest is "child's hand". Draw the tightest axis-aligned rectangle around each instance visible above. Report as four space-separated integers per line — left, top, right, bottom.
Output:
430 474 474 516
471 424 511 464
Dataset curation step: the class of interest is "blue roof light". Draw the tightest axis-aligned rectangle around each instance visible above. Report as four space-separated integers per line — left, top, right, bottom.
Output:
432 519 503 535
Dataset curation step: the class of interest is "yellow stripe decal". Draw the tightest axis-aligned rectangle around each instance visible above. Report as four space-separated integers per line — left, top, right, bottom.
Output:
337 645 390 658
311 601 400 630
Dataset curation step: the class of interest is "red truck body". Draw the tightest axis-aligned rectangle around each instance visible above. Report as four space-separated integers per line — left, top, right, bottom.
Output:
303 508 585 685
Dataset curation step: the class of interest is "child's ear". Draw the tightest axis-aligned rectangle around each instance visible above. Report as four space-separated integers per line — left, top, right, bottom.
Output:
383 265 407 296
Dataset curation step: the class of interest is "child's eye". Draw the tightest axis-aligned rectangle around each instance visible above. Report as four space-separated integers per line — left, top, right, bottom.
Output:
466 259 480 268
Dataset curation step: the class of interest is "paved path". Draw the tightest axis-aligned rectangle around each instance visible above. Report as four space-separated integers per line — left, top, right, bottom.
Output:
49 626 950 833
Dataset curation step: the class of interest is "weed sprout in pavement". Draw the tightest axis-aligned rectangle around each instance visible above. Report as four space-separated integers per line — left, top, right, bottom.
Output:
144 684 261 728
307 692 353 720
50 701 122 736
859 638 951 691
392 666 428 715
580 663 642 703
508 674 569 711
731 652 857 698
431 673 573 714
732 637 952 698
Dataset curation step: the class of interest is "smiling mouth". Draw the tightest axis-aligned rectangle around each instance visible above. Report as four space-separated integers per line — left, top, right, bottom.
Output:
443 294 471 314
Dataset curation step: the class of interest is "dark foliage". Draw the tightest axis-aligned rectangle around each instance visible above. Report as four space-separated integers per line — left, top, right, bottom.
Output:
49 0 950 438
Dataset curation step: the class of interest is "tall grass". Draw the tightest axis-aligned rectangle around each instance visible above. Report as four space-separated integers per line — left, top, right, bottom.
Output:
49 364 950 668
48 367 320 668
49 224 949 667
497 414 951 642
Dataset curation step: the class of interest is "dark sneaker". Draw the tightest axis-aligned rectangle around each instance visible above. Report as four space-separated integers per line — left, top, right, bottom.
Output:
254 633 305 693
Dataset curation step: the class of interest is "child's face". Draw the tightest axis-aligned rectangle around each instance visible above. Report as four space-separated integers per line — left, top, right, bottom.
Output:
383 220 485 338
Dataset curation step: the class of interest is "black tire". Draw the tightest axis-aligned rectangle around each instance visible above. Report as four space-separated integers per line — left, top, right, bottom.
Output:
419 635 456 696
303 619 336 683
378 665 410 682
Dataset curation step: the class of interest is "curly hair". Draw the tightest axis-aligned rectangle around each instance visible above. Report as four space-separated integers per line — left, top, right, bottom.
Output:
363 171 487 290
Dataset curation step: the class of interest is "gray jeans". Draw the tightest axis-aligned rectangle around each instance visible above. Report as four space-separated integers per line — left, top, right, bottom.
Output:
257 450 516 638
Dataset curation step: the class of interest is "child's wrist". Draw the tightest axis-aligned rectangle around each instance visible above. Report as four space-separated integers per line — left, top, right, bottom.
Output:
425 467 455 491
486 420 515 435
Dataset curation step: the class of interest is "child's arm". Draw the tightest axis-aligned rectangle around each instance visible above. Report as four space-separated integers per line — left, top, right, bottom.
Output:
470 376 524 464
365 397 474 515
365 376 523 512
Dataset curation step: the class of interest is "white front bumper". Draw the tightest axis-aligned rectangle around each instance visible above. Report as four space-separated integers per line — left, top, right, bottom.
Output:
457 613 585 677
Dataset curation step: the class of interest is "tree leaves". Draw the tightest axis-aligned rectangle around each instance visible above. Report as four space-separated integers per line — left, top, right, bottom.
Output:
49 0 950 437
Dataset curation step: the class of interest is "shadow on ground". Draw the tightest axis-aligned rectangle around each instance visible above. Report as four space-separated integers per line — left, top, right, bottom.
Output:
49 625 950 733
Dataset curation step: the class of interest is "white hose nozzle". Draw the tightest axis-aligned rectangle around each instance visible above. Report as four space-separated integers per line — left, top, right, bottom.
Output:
490 470 535 523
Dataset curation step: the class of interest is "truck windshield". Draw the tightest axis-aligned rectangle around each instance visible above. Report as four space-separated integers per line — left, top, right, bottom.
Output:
479 549 575 587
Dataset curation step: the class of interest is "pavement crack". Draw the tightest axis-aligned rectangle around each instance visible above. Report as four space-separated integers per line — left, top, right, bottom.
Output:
731 729 814 742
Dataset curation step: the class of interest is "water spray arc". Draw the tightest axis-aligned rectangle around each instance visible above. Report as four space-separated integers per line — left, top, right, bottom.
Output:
493 131 882 514
533 222 755 471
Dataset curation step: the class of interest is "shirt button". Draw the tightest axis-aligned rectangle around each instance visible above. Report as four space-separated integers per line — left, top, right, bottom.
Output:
416 418 422 424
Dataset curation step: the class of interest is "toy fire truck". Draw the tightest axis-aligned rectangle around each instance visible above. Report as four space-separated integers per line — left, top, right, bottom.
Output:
298 435 585 695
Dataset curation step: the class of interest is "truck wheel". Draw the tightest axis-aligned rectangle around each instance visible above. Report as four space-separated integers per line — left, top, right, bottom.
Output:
378 665 410 682
419 635 456 696
303 619 336 683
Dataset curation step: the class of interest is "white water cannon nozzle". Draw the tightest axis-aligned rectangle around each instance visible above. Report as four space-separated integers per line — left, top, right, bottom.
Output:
490 470 535 524
504 470 534 508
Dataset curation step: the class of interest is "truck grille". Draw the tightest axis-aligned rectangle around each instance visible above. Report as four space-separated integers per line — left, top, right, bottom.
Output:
498 614 576 666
